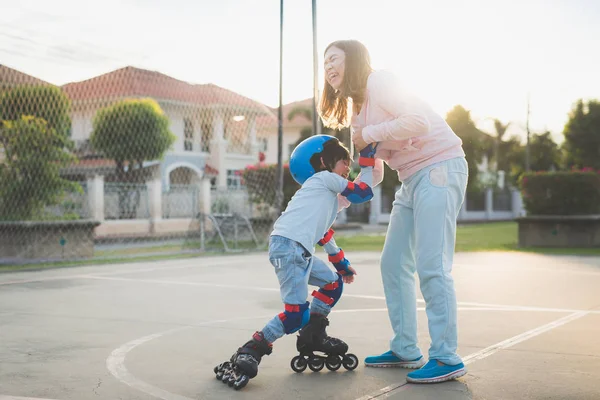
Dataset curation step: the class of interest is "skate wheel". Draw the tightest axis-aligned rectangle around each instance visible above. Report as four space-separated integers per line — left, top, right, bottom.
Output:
234 375 249 390
308 358 325 372
227 374 236 387
342 354 359 371
325 356 341 371
214 361 228 376
291 356 307 373
221 368 233 383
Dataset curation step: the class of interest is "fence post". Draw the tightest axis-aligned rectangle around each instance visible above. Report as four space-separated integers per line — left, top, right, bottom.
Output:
87 174 104 222
148 178 162 222
485 187 493 220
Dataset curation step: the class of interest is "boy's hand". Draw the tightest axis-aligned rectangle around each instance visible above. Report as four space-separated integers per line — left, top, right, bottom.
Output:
328 249 357 284
342 266 357 284
358 143 378 167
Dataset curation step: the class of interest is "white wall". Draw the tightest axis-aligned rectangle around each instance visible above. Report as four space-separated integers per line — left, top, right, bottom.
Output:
262 129 302 164
70 111 95 141
163 106 185 153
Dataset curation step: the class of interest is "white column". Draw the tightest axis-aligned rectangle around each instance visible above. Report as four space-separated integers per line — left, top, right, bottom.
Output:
485 187 493 220
247 115 259 160
512 189 524 218
369 185 382 224
210 113 228 188
199 177 211 215
148 178 162 221
87 174 104 222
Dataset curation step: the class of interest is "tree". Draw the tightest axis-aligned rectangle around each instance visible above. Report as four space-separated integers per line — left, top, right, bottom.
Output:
563 99 600 170
287 105 351 155
446 105 493 191
492 119 510 171
500 135 525 186
91 98 176 218
529 131 561 172
0 85 71 138
0 117 79 221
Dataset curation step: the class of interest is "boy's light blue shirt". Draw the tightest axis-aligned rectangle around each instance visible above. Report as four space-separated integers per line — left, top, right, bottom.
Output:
271 171 347 255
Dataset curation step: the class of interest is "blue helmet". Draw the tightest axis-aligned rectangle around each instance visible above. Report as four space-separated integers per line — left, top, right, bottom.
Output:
289 135 337 185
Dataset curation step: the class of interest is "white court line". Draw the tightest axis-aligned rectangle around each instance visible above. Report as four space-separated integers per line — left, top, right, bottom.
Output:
0 257 249 286
0 396 59 400
463 311 590 364
107 326 194 400
106 307 594 400
355 311 591 400
454 262 600 277
106 309 378 400
81 275 600 315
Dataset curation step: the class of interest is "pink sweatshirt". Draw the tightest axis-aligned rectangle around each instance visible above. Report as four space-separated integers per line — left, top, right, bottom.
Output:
359 69 465 180
338 69 465 210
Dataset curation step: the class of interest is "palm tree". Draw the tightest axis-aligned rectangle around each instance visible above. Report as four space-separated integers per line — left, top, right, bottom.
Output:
287 105 352 151
287 105 312 123
492 119 510 171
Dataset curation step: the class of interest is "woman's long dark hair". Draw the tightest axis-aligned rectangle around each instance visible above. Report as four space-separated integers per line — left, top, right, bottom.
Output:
320 40 373 130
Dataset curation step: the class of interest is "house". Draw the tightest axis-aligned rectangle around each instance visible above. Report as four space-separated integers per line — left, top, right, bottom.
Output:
0 65 53 164
260 98 314 164
0 64 50 91
61 66 277 190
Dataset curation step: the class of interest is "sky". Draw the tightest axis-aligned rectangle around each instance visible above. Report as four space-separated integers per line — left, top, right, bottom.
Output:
1 0 599 143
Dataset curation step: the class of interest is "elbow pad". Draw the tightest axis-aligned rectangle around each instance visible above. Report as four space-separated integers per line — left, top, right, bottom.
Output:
341 181 373 204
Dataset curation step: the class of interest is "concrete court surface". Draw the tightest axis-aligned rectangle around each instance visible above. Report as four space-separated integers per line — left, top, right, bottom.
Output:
1 251 599 400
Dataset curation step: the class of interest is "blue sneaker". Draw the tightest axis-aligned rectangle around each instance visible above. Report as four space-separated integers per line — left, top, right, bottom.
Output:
364 350 426 369
406 359 467 383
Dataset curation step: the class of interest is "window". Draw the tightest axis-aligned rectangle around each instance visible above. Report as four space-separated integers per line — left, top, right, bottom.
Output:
201 121 212 153
184 118 194 151
226 169 244 189
258 137 268 152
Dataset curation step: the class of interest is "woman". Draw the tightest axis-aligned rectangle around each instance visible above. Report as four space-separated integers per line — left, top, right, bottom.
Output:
321 40 468 383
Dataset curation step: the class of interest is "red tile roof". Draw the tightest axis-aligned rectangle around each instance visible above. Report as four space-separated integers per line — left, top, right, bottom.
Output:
62 66 275 116
279 98 314 127
256 98 315 131
204 164 218 175
0 64 51 89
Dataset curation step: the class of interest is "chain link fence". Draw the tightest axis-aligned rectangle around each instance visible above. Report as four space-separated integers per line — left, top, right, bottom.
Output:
0 58 291 264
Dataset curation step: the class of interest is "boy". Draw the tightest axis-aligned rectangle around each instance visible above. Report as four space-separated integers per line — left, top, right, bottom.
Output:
214 136 377 390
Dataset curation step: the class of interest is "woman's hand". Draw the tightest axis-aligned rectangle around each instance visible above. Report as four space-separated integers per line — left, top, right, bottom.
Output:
352 125 368 152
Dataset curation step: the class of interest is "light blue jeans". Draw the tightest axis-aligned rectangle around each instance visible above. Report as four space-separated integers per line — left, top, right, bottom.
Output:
381 157 468 365
261 235 339 344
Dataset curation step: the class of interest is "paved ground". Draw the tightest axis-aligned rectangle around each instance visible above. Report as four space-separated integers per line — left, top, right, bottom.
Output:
1 251 599 400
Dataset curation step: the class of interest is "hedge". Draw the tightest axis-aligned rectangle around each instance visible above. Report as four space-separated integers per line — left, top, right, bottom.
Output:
519 169 600 215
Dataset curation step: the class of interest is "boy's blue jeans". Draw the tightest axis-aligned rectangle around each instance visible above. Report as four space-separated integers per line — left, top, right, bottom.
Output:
261 235 339 344
381 157 468 365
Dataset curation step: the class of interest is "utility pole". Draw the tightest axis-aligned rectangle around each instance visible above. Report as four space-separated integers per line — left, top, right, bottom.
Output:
311 0 321 136
276 0 284 213
525 93 531 172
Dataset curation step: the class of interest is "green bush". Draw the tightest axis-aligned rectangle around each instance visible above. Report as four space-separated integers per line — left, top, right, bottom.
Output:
519 169 600 215
0 85 71 138
0 116 80 221
243 163 300 210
